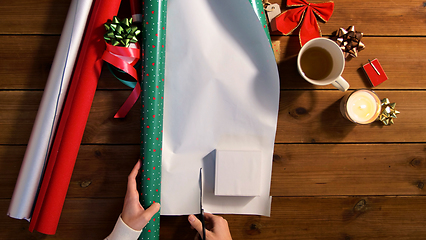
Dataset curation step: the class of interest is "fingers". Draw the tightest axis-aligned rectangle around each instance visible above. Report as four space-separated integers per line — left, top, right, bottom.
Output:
204 212 224 224
188 214 204 235
204 212 229 229
127 160 141 193
143 202 161 219
203 212 215 219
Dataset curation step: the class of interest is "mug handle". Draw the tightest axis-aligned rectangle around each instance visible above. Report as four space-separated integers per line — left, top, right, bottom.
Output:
331 76 349 92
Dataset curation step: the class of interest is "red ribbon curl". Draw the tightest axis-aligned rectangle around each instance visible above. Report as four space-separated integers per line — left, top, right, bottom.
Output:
273 0 334 46
102 42 141 118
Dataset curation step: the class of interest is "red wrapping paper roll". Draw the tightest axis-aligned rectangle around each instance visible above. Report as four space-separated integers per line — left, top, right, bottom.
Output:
29 0 121 234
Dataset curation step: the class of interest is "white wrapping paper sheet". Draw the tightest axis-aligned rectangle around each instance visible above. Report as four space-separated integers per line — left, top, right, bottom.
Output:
162 0 279 216
8 0 93 220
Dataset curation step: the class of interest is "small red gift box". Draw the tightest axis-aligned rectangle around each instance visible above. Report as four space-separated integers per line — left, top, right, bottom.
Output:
363 58 388 87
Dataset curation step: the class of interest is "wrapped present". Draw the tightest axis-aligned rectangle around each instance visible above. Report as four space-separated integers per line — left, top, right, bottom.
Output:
363 58 388 87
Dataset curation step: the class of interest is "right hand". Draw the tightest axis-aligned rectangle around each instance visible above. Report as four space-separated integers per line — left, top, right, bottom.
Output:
188 213 232 240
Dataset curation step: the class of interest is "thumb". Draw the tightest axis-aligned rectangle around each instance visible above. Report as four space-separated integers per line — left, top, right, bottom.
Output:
188 214 203 234
142 202 161 219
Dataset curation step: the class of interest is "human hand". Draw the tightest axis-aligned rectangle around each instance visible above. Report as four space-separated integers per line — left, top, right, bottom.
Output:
188 213 233 240
121 160 160 231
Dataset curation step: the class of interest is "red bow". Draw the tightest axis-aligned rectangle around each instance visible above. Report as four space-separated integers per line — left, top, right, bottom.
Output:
102 43 141 118
273 0 334 46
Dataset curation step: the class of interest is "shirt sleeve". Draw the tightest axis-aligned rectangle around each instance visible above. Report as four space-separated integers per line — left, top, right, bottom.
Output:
105 215 142 240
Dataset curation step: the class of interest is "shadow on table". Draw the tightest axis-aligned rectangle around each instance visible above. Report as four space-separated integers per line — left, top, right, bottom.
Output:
319 98 356 140
278 54 316 90
162 215 198 240
357 66 375 88
276 53 316 119
276 34 316 91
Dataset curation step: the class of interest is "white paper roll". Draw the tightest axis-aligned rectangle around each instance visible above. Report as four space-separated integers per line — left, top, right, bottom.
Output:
8 0 93 220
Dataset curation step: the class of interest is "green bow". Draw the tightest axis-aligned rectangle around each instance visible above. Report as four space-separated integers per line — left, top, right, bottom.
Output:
104 16 141 47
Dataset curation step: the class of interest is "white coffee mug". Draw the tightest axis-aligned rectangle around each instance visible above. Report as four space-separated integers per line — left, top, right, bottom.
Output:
297 38 349 92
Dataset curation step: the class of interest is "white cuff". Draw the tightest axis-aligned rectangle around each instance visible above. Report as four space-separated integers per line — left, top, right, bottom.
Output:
105 215 142 240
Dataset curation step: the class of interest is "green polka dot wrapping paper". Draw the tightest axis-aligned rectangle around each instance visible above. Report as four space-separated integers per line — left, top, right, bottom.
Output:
139 0 167 239
249 0 272 45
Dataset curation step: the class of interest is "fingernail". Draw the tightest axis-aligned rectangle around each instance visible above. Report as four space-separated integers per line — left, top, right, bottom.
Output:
188 215 195 223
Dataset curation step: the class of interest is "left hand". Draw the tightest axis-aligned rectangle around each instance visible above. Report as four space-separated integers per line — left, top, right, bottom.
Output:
121 160 161 231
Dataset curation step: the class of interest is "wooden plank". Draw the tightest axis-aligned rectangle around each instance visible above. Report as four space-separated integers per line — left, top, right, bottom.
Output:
243 196 426 240
269 0 426 36
2 35 425 90
2 0 426 36
271 144 426 196
0 145 137 199
2 196 426 239
0 0 71 34
0 36 128 90
0 90 421 144
3 144 426 199
277 90 422 143
0 90 139 145
0 198 122 240
274 36 426 90
0 36 56 89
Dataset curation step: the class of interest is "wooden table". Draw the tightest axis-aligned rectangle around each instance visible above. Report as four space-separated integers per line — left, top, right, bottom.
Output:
1 0 426 239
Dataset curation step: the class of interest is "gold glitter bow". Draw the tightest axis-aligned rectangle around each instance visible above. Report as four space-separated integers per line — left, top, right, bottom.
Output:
333 26 365 58
379 98 400 125
104 16 140 47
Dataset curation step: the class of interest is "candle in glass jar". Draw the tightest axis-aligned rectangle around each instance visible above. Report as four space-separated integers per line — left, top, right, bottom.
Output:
341 89 381 124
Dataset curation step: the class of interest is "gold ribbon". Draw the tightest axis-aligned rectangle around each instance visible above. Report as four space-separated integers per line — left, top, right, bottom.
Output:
379 98 400 125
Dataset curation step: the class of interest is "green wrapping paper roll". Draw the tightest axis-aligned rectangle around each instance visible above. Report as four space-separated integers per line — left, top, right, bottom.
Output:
139 0 167 239
249 0 272 45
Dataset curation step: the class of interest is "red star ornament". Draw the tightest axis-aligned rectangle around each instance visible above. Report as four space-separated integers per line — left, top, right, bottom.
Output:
273 0 334 46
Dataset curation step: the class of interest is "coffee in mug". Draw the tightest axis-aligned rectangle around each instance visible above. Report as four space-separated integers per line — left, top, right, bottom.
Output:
300 46 333 80
297 38 349 91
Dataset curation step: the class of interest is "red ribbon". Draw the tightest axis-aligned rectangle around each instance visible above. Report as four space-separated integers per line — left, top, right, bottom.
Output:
273 0 334 46
102 42 141 118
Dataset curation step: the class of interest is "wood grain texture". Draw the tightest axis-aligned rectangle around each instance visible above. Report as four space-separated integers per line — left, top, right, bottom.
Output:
269 0 426 36
3 144 425 200
2 0 426 239
2 196 426 240
274 36 426 90
3 35 426 90
271 144 426 196
277 90 421 143
0 0 71 34
0 91 139 145
0 90 418 144
0 36 124 90
2 0 426 36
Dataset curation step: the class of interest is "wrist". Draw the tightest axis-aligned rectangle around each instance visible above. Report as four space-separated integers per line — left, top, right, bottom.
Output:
121 214 141 231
